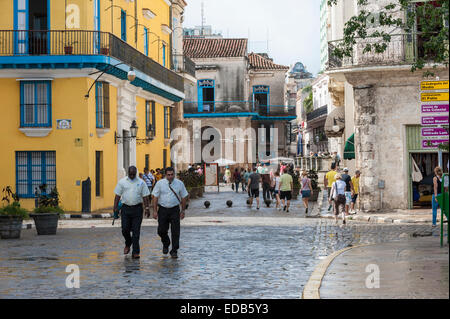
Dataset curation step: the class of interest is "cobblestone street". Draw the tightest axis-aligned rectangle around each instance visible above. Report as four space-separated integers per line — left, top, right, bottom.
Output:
0 189 442 299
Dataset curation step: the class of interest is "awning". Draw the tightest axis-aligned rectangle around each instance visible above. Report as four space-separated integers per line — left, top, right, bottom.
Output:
324 106 345 138
344 133 355 160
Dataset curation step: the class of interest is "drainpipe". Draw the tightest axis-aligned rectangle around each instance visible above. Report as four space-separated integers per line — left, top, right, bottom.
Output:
134 0 138 47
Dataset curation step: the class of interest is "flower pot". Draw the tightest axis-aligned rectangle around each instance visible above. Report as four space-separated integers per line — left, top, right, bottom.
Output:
64 46 73 54
0 216 23 239
188 188 197 199
100 47 109 55
29 213 59 235
309 189 320 202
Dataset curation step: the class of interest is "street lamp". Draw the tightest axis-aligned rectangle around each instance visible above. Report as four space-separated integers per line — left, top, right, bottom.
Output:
85 63 137 98
115 120 154 145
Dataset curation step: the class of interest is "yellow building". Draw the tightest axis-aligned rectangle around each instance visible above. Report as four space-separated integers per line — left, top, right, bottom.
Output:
0 0 185 212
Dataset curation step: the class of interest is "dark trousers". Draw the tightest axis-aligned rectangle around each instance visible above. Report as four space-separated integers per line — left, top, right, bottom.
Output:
263 183 271 201
157 205 181 253
235 182 240 192
121 204 143 255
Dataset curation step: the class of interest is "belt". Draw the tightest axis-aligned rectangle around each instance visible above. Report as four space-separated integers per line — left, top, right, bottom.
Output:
122 203 143 208
158 204 179 210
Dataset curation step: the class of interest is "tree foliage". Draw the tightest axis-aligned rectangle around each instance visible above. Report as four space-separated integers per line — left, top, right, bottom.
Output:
328 0 449 74
302 86 314 114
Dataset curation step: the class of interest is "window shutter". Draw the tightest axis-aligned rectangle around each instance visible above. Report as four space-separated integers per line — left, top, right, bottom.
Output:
151 101 156 135
103 82 110 128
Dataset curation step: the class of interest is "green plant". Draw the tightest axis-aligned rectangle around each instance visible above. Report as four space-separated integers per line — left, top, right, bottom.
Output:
177 170 204 190
0 187 28 218
34 185 64 214
308 170 321 191
290 170 301 189
303 86 314 114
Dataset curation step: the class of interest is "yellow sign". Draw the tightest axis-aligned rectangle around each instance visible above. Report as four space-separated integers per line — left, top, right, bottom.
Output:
421 92 449 102
421 80 449 91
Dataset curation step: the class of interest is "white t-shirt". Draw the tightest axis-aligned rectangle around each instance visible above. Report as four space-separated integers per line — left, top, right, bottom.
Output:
114 177 150 206
275 177 281 191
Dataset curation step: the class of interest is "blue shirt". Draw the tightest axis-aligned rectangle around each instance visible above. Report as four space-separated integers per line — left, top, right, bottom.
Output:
114 177 150 206
151 178 189 208
142 173 154 187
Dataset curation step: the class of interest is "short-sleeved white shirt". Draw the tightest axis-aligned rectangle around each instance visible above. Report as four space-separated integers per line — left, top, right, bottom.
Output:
151 178 189 208
114 177 150 206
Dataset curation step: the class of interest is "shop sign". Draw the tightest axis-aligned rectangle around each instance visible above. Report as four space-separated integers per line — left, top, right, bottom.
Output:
421 92 449 102
422 139 449 149
421 115 449 126
421 103 449 114
421 80 449 91
421 127 449 138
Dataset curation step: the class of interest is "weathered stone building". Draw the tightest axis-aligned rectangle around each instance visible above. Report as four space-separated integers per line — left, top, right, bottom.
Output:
325 0 449 211
181 37 296 166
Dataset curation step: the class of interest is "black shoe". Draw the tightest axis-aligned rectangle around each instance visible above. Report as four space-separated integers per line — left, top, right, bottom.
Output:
170 251 178 259
163 246 169 255
283 206 287 211
343 219 346 225
286 209 290 213
305 208 308 215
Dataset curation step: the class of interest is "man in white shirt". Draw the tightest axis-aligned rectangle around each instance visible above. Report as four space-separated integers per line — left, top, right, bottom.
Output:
152 167 189 258
113 166 151 259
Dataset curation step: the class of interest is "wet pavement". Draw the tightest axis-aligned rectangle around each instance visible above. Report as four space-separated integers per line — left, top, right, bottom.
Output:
0 187 441 299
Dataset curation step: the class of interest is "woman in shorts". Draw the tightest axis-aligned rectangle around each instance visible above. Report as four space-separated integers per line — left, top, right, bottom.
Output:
300 171 313 215
273 171 281 210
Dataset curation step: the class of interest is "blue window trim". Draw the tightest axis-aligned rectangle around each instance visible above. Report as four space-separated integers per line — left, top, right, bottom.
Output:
94 0 101 52
16 151 56 198
13 0 29 55
144 27 149 56
121 10 127 41
162 43 166 67
252 85 270 113
95 81 103 128
20 80 52 127
164 106 170 138
197 79 215 112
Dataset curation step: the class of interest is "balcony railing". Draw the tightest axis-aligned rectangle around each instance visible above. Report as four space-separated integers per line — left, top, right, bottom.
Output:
173 54 196 78
306 105 328 121
327 33 423 70
184 101 296 117
0 30 184 92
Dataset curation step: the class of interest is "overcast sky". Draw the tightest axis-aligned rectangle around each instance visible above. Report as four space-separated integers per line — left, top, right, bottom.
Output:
183 0 321 75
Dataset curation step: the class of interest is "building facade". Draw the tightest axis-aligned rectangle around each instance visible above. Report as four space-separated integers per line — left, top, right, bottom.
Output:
0 0 185 212
325 0 449 211
182 37 295 167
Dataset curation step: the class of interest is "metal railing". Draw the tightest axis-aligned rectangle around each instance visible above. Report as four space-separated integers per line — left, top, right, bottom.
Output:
183 101 296 117
327 33 423 70
306 105 328 121
296 156 333 172
0 30 184 92
173 54 196 78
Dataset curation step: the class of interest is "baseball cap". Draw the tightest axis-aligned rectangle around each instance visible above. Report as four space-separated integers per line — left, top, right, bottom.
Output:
343 167 349 172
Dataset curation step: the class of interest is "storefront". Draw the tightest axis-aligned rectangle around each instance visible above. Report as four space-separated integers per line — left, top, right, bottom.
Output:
407 125 449 209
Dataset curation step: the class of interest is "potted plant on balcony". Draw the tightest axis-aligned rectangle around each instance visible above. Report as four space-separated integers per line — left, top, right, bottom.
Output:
308 170 321 202
0 186 28 239
30 185 63 235
100 47 110 55
64 41 78 55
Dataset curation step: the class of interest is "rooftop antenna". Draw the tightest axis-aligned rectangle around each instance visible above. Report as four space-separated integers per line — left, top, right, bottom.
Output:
201 1 206 36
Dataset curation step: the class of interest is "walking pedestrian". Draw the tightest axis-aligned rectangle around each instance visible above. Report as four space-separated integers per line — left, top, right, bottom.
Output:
151 167 189 258
247 167 261 210
225 166 232 185
240 168 246 192
273 171 281 210
350 170 361 214
329 173 347 225
113 166 151 259
261 165 272 201
243 169 251 195
341 168 354 216
142 167 154 195
300 171 313 215
279 170 293 213
432 166 443 227
233 168 241 193
324 163 338 211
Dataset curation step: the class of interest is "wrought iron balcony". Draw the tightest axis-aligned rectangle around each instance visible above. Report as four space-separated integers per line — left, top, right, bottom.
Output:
0 30 184 93
306 105 328 121
184 101 296 118
327 33 426 70
173 54 196 78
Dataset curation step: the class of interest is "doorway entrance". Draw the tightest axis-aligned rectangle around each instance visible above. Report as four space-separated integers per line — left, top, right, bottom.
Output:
410 152 449 209
253 86 270 115
29 0 48 55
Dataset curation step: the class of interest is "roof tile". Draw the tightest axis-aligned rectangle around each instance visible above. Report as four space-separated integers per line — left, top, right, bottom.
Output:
183 38 248 58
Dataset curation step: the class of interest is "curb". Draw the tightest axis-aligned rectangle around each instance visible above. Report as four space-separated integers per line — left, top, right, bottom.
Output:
302 244 370 299
62 213 113 219
318 214 431 225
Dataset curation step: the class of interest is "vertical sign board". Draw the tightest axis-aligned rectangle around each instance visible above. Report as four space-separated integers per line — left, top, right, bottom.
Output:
204 163 219 187
420 81 449 150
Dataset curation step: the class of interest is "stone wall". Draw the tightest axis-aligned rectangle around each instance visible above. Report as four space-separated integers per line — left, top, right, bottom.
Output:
345 67 448 211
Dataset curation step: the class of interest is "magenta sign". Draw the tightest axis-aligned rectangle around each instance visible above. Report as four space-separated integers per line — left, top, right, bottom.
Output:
421 115 449 126
421 103 449 113
421 127 449 137
422 139 449 149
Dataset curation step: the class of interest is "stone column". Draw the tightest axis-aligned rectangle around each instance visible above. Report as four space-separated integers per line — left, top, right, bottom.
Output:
353 85 380 212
